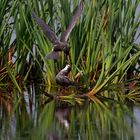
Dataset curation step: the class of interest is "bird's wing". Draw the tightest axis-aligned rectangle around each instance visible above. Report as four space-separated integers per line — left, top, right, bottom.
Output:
63 76 77 86
31 10 59 45
45 51 60 60
60 0 83 42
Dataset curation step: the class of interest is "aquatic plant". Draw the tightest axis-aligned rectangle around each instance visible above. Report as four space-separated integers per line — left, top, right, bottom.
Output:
0 0 140 98
1 1 140 139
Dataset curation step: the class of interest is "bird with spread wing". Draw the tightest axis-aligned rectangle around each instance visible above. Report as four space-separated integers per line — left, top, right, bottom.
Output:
31 0 83 60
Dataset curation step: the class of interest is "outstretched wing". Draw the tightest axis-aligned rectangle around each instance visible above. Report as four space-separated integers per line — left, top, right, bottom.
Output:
31 10 59 45
60 0 83 42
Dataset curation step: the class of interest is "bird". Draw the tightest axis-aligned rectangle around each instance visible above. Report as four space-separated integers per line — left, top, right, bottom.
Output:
56 64 78 87
31 0 83 60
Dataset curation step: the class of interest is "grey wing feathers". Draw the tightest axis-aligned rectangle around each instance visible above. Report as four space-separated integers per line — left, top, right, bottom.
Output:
60 0 83 42
63 76 77 86
31 10 59 45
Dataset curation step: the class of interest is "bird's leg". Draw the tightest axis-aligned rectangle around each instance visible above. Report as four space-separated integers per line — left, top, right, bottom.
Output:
65 54 71 65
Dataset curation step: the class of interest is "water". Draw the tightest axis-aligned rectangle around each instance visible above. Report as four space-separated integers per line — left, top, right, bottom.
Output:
133 106 140 140
0 84 140 140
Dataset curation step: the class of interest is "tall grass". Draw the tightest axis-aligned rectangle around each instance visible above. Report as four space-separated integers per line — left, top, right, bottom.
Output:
0 0 140 95
0 1 140 139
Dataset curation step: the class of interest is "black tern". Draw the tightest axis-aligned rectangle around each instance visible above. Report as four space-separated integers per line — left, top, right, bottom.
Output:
31 0 83 60
56 64 78 87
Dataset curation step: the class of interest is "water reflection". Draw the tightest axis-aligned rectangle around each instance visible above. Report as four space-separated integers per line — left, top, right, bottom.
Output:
55 106 71 130
0 85 140 140
133 106 140 140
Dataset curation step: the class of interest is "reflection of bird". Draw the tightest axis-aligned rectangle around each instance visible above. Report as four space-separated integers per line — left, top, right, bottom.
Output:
55 107 71 130
31 0 83 60
56 64 78 87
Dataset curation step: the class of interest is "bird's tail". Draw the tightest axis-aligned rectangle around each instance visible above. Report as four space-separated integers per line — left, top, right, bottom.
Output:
45 51 60 60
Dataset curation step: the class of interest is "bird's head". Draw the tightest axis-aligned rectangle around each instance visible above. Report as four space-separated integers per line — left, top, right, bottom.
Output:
63 44 70 55
61 64 71 75
65 64 71 72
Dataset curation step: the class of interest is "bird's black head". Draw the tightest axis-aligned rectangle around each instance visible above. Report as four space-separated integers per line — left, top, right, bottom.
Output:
63 45 70 55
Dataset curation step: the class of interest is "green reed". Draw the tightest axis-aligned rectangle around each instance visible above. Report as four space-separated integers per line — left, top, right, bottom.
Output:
0 0 140 95
0 1 140 139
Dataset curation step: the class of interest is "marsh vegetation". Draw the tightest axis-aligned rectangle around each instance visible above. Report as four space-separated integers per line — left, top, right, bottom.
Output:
0 0 140 139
